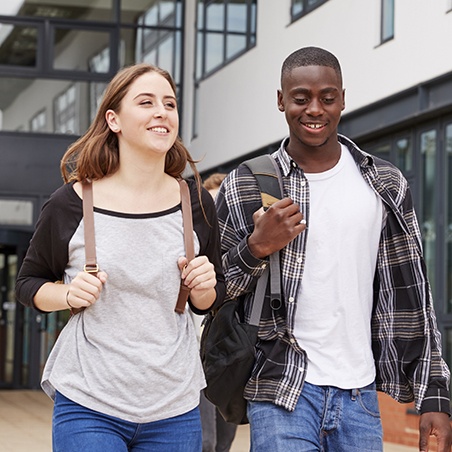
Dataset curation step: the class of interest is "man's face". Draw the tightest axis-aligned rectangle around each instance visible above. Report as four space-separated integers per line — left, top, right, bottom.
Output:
277 65 345 153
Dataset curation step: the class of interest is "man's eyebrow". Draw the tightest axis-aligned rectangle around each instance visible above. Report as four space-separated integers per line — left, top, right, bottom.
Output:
291 87 339 94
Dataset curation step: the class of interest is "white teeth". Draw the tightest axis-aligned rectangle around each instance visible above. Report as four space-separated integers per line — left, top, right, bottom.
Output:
306 123 323 129
150 127 168 133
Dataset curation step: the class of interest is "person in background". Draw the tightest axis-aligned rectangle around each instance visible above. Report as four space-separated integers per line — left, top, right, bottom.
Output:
203 173 226 201
215 46 451 451
193 172 238 452
16 63 225 452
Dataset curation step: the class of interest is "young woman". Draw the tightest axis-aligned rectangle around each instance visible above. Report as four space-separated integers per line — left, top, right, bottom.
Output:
16 63 225 451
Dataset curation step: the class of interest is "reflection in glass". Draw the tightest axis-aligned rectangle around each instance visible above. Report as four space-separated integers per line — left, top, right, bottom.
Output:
373 142 391 161
421 129 436 298
54 84 77 134
227 3 247 33
122 0 180 26
291 0 327 19
395 137 413 173
89 47 109 121
30 109 46 133
53 29 110 71
196 0 257 79
381 0 395 42
0 77 89 134
0 1 113 22
206 1 224 31
0 23 38 67
135 1 183 86
446 124 452 312
292 0 304 16
205 33 223 74
226 34 246 60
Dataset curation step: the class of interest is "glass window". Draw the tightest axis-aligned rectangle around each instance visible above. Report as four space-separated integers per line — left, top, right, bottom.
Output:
0 1 114 22
196 0 257 80
0 22 39 68
395 136 413 173
371 142 391 161
0 0 185 136
381 0 395 43
291 0 329 21
54 84 78 134
446 123 452 312
420 129 437 298
53 28 111 72
446 329 452 380
89 48 109 122
30 109 46 133
122 0 182 26
0 77 93 134
135 1 183 87
0 199 33 226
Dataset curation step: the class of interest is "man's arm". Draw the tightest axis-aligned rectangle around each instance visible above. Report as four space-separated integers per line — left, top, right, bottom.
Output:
216 165 305 300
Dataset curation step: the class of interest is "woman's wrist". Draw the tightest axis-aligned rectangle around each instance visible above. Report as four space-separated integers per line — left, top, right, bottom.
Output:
65 289 75 309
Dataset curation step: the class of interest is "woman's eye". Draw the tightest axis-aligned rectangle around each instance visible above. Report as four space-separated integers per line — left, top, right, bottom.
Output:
140 100 152 106
165 102 176 109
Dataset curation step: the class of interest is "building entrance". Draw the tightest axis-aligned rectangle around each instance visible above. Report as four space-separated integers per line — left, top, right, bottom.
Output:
0 230 69 389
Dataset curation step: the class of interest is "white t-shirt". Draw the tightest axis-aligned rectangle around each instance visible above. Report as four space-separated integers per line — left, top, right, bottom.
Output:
293 145 383 389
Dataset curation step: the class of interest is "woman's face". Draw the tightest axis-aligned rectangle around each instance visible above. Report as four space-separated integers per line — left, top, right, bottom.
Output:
106 71 179 158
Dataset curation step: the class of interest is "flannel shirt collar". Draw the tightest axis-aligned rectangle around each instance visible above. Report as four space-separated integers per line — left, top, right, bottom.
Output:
275 134 376 175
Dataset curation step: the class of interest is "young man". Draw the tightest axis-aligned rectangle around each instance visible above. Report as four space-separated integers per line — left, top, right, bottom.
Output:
215 47 451 451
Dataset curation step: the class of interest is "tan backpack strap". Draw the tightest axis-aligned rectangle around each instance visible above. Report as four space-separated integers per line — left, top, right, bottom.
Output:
81 180 98 276
175 179 195 314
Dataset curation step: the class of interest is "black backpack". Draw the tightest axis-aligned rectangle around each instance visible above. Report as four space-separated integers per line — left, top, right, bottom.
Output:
200 154 283 425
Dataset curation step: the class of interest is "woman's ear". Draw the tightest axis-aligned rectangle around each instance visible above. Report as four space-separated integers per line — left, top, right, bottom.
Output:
105 109 120 132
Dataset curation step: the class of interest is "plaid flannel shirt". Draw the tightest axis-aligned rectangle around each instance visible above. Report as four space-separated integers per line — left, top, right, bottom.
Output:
216 134 450 414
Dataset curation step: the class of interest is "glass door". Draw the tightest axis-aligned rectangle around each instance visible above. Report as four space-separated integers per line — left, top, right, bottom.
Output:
0 246 18 388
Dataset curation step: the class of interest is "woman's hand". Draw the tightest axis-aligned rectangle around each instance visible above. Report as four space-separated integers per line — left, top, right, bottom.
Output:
33 271 108 312
66 271 108 310
178 256 216 310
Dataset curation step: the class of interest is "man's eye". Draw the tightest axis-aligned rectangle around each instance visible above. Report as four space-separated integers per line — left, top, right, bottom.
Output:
323 98 335 104
295 98 308 104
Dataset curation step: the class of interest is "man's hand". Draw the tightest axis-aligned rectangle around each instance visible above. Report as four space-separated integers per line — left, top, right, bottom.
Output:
419 412 452 452
248 197 306 259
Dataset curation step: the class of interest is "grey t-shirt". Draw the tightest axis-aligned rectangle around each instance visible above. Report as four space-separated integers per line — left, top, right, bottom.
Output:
42 206 204 423
16 180 226 424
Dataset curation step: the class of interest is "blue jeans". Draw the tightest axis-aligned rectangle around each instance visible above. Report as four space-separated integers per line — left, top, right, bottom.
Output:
53 391 202 451
248 381 383 452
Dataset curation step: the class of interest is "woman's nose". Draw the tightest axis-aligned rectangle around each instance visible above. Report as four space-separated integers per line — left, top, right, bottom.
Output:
153 104 166 118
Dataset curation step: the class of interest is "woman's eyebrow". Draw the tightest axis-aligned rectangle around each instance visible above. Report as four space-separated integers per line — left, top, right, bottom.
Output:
133 92 177 101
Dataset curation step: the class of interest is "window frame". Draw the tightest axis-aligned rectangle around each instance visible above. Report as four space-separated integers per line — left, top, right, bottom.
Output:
290 0 329 23
380 0 395 44
196 0 257 81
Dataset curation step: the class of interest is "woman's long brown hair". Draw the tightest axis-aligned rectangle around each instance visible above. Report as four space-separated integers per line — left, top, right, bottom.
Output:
60 63 202 194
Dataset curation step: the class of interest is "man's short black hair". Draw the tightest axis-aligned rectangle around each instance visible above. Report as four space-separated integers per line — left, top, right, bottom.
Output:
281 46 342 87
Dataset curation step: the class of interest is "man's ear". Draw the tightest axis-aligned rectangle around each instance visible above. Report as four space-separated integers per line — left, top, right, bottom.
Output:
341 89 346 111
277 89 284 112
